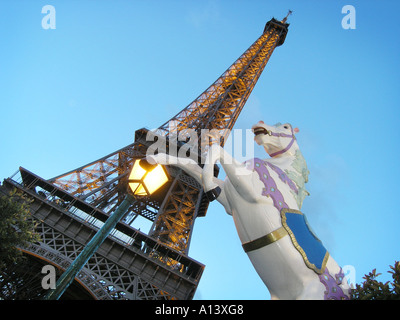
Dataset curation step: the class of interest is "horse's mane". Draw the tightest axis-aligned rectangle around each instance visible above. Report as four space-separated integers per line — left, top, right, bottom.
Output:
284 149 310 209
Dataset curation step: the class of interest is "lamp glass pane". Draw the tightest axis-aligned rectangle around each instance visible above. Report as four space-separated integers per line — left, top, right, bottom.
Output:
143 164 168 194
129 161 147 180
129 182 146 196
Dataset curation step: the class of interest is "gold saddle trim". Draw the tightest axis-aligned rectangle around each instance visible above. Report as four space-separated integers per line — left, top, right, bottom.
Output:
242 227 288 253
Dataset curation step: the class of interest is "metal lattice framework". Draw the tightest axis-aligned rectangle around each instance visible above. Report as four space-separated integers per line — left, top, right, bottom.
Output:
1 15 290 299
49 17 289 255
1 169 204 299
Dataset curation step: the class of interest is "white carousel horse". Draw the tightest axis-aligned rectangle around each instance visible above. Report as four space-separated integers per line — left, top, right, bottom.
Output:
147 121 351 300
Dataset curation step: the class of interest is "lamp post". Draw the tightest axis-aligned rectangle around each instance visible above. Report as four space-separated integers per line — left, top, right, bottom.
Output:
44 159 168 300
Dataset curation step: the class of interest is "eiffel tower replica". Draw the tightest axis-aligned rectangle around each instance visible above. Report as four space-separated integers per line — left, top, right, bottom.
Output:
0 14 290 300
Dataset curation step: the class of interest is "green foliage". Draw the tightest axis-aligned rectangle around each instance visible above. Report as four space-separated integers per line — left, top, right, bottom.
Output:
351 261 400 300
0 189 40 270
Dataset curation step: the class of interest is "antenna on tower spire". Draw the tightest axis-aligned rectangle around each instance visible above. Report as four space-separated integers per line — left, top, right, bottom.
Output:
281 10 293 23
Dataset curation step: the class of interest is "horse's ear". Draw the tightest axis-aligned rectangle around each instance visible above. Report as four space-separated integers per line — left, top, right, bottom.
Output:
294 127 300 134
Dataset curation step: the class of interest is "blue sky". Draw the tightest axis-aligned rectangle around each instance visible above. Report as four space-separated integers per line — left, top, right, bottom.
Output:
1 1 399 299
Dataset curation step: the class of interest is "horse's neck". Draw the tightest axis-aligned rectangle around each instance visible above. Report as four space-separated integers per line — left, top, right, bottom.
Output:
265 157 295 187
265 155 296 177
264 149 309 208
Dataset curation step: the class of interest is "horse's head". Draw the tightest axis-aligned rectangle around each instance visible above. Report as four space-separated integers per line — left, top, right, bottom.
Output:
252 121 300 158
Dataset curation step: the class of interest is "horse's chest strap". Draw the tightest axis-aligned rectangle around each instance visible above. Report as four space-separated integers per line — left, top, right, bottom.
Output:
242 227 288 253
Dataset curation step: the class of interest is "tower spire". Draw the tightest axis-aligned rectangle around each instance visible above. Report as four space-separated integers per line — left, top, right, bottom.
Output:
281 10 293 24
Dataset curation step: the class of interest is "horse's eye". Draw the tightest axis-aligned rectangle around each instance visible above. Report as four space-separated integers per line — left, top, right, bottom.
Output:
283 125 289 129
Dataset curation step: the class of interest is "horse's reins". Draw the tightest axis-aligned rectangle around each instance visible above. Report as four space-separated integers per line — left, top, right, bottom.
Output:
266 126 296 158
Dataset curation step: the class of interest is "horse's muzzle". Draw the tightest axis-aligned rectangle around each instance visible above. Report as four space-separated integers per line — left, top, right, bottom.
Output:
253 127 272 136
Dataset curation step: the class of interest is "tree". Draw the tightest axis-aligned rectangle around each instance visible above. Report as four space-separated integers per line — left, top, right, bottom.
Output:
0 188 40 270
351 261 400 300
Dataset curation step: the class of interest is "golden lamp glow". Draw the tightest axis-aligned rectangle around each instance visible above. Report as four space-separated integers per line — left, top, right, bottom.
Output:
128 159 169 196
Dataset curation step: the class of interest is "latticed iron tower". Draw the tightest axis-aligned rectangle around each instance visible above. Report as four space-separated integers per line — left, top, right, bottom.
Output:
0 15 289 300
